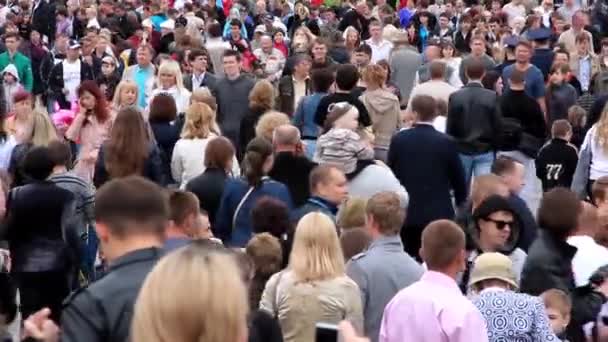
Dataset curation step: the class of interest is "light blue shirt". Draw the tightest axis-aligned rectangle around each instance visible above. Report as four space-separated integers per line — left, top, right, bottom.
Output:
134 65 153 109
579 54 592 92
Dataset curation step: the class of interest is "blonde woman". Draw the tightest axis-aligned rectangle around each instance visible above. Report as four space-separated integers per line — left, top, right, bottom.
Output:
582 105 608 192
150 60 191 113
255 111 290 142
191 87 221 135
132 243 249 342
9 111 57 186
171 102 240 188
112 80 139 113
260 212 363 342
239 80 275 153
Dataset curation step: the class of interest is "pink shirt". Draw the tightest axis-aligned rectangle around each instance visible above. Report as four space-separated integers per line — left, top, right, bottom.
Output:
379 271 489 342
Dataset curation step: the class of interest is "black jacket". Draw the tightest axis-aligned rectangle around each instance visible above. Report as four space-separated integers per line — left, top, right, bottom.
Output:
48 60 95 109
388 124 467 228
520 231 606 341
239 106 267 155
3 181 78 274
535 138 579 192
337 9 371 40
499 89 547 157
185 167 228 226
248 309 283 342
150 118 184 184
276 75 311 116
447 83 502 154
93 144 166 188
314 92 372 128
31 0 55 41
269 152 316 207
182 72 217 92
61 248 163 342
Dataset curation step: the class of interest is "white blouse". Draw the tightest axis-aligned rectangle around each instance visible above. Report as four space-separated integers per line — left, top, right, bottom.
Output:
171 136 240 188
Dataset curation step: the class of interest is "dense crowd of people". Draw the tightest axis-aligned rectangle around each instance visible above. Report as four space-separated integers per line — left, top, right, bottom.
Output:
0 0 608 341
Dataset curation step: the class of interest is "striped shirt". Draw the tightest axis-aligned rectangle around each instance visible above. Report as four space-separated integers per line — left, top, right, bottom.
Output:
48 171 95 235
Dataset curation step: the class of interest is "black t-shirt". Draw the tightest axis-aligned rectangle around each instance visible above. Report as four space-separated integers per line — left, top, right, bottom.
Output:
535 138 579 192
248 309 283 342
314 92 372 128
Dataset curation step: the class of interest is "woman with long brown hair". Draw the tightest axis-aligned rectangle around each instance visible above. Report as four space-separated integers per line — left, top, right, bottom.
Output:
93 107 164 187
66 80 113 183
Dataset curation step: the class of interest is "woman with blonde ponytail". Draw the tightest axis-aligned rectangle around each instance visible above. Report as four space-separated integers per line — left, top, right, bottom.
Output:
582 104 608 193
171 102 240 188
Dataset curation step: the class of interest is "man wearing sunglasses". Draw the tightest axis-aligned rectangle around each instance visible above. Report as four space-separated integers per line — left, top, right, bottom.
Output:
459 194 527 292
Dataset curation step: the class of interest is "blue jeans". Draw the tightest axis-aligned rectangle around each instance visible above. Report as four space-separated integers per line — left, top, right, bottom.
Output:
303 139 317 160
460 152 494 189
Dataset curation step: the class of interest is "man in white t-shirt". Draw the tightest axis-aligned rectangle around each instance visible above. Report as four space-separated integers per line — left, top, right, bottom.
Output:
48 40 94 109
365 20 393 64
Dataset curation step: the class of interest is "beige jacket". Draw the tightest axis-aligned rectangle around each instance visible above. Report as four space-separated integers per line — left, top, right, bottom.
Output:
359 89 401 150
260 270 363 342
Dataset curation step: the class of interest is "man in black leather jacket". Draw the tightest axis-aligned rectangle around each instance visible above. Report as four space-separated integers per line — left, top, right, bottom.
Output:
447 58 502 190
60 176 168 342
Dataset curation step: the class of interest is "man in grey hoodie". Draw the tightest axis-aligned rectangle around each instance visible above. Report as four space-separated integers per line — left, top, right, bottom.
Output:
212 50 255 152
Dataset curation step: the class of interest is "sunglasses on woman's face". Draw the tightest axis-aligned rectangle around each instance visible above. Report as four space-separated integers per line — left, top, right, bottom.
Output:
484 218 514 230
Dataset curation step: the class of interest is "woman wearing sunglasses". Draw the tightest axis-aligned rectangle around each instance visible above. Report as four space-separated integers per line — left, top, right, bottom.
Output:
459 194 527 293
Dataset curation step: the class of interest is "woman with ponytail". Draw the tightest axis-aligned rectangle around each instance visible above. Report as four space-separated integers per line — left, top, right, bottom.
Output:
215 137 293 247
171 102 240 188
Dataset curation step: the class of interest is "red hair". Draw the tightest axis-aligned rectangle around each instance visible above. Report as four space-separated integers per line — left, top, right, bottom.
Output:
12 90 32 104
77 80 110 122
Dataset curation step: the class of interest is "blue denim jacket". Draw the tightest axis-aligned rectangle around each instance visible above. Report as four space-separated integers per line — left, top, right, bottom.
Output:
293 92 327 139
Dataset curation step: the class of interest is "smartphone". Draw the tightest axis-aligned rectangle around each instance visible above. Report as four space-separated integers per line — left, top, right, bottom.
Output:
315 322 339 342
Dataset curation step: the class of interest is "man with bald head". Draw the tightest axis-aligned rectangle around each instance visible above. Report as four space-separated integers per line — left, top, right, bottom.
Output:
567 201 608 286
269 124 317 206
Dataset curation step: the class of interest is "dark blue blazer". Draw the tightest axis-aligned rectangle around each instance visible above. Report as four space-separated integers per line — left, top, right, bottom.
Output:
388 124 467 227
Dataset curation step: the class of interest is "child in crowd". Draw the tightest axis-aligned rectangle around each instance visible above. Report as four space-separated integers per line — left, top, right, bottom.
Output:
568 105 587 149
546 63 578 126
2 64 22 114
535 120 579 192
540 289 571 341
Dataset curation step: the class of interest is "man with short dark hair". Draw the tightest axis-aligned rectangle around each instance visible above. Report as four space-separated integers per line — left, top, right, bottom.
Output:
346 191 423 342
365 20 393 63
0 32 33 91
499 68 546 216
61 176 168 342
447 59 502 190
291 165 348 223
47 140 96 280
164 190 201 251
277 53 312 116
407 60 457 113
213 50 256 149
380 220 489 342
459 35 495 84
269 124 316 206
502 41 546 114
183 48 216 91
314 64 371 128
536 120 578 192
388 95 467 259
310 38 336 71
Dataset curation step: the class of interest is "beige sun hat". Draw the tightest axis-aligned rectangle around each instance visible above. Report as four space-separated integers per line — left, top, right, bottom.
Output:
468 252 518 289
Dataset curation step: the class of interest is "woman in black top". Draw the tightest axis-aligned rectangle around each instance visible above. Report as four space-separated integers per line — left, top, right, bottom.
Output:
186 136 235 226
4 146 79 323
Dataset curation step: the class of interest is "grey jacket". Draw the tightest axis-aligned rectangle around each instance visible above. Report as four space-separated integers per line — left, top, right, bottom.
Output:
389 46 422 105
459 54 496 85
346 235 424 342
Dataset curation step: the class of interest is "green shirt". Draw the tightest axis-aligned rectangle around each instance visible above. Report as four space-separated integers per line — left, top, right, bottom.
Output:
0 51 33 92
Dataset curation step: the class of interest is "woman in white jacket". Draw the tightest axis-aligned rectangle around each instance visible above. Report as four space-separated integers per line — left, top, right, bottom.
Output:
149 60 191 114
171 102 239 188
